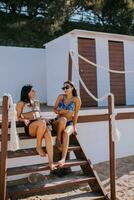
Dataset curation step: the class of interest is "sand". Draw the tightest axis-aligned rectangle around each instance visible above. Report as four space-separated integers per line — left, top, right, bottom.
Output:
94 155 134 200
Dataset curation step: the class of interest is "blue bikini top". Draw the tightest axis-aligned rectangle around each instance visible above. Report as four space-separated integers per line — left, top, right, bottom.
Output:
59 96 75 111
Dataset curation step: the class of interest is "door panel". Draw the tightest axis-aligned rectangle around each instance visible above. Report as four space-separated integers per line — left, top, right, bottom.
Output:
78 38 98 107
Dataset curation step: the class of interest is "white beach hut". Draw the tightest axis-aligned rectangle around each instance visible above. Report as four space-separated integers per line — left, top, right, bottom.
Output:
44 29 134 107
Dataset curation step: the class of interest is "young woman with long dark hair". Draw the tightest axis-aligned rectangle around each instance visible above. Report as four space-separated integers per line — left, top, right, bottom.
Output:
16 84 56 170
53 80 81 167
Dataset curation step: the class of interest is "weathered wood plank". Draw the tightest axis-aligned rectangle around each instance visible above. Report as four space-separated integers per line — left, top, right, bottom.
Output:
8 159 88 176
0 96 9 200
7 145 80 158
8 176 97 197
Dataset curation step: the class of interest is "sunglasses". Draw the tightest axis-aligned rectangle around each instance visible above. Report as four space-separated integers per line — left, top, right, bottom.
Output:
62 85 70 90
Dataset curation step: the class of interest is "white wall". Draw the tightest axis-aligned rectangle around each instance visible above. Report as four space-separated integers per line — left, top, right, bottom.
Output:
124 41 134 105
77 121 109 163
96 38 110 106
78 119 134 163
77 107 134 164
45 34 71 106
77 118 134 164
0 46 46 103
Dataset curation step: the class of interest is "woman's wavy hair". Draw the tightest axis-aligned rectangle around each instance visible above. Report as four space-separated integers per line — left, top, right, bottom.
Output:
20 84 33 103
64 80 78 97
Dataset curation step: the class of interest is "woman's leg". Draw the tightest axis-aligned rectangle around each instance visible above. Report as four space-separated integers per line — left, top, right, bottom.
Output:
44 128 56 170
29 120 46 157
58 125 74 167
53 117 67 150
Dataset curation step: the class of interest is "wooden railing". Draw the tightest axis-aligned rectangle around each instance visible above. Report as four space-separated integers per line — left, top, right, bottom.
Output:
0 95 109 200
108 95 116 200
0 96 9 200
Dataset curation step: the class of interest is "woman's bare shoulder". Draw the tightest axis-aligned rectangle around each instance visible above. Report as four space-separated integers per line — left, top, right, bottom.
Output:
73 96 81 103
16 101 25 107
57 94 64 100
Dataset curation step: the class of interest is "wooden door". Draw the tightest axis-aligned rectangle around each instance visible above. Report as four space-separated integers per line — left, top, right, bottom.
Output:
78 38 98 107
109 41 126 105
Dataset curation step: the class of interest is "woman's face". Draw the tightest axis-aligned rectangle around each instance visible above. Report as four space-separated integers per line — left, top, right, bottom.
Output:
62 84 73 96
28 88 36 99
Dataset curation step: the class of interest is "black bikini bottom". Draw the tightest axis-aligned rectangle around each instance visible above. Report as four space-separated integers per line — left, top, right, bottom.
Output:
24 120 37 135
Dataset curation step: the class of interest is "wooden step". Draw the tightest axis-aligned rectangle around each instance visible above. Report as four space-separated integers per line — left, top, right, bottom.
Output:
0 133 31 141
7 145 81 158
8 159 88 176
0 121 25 128
69 135 109 199
0 130 57 141
8 175 103 199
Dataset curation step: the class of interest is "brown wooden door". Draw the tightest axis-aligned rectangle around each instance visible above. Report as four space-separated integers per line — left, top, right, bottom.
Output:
78 38 98 107
109 41 126 105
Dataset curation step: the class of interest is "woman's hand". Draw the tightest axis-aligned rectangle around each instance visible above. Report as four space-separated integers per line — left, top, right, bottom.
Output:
24 119 30 126
58 109 68 115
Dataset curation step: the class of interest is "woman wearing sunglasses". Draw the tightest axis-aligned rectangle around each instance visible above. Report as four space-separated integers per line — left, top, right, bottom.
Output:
53 80 81 167
16 84 56 171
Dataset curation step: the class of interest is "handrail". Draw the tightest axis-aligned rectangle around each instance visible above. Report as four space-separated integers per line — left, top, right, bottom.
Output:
108 95 116 200
0 96 9 200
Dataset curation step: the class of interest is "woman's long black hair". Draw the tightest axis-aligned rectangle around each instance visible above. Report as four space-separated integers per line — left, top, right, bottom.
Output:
64 80 78 97
20 84 33 103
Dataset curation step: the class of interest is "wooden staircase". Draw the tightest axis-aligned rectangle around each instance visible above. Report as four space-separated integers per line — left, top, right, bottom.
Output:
0 97 109 200
1 130 109 200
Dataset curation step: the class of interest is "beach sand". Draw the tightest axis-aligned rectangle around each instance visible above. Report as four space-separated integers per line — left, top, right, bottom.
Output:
94 155 134 200
15 155 134 200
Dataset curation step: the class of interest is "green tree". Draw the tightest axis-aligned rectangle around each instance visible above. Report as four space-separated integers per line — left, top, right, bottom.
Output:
0 0 134 47
75 0 134 34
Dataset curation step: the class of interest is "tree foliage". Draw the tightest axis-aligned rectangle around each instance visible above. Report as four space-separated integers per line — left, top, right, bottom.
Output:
0 0 134 47
75 0 134 34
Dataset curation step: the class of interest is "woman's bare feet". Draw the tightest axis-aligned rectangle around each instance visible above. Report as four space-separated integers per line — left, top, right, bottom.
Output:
36 147 46 157
58 158 65 168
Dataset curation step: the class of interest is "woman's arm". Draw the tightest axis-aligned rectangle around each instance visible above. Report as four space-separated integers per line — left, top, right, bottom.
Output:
16 102 25 121
53 95 68 115
72 97 81 132
16 102 29 125
53 95 62 114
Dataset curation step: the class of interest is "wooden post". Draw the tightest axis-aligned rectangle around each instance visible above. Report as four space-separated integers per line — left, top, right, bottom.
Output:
108 95 116 200
0 96 9 200
68 53 72 81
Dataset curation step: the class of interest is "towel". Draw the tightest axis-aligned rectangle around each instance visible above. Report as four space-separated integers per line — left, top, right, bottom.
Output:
4 93 20 151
